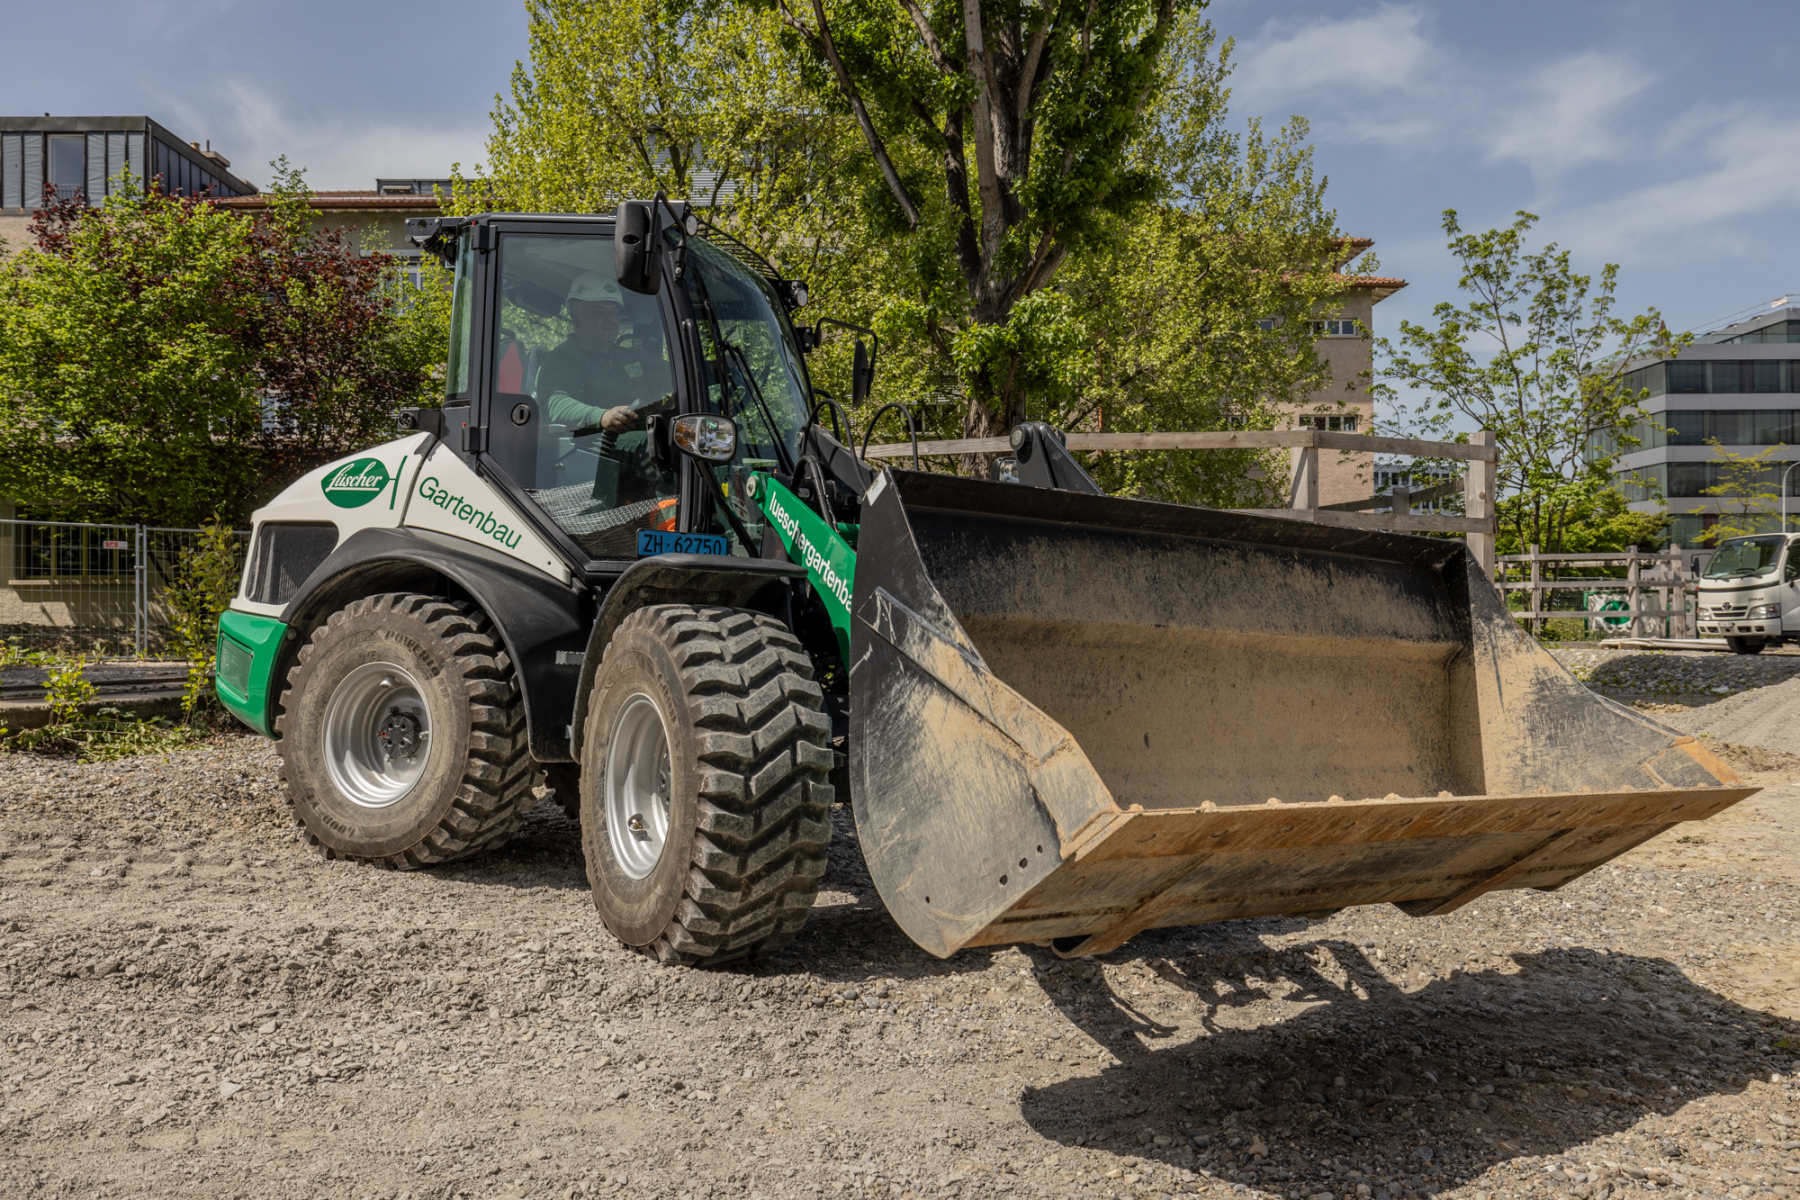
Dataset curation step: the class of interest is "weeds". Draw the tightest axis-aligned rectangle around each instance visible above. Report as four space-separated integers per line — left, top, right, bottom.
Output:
3 706 204 761
1 651 209 762
163 519 243 715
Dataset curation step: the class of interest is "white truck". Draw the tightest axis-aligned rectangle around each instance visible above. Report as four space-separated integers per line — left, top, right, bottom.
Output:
1696 534 1800 654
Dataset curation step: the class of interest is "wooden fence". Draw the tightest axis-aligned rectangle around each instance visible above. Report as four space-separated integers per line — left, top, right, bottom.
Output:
864 427 1500 576
1495 546 1713 639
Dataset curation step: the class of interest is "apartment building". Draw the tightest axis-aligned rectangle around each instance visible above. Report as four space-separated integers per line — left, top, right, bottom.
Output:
0 114 256 251
1609 303 1800 545
1268 238 1408 506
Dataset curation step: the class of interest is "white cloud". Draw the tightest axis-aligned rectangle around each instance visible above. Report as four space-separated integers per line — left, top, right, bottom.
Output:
156 80 487 191
1546 114 1800 261
1483 51 1650 178
1230 6 1435 114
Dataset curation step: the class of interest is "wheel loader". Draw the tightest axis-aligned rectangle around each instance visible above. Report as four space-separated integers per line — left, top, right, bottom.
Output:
214 201 1756 965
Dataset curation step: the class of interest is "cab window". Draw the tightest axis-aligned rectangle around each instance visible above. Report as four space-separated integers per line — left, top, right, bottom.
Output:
486 231 678 559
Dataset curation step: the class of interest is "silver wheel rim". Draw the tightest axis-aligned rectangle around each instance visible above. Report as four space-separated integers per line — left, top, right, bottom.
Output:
605 693 673 879
321 661 432 809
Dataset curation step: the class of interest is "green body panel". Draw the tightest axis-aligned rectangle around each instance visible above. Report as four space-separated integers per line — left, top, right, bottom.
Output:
215 609 289 737
748 473 857 661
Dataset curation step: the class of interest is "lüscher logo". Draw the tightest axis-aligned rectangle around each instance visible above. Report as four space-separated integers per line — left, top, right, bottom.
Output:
320 458 392 509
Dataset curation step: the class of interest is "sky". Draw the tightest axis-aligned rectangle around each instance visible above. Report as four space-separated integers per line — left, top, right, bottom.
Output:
3 0 1797 349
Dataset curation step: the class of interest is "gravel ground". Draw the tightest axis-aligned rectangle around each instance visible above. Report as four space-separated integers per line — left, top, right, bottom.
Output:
3 648 1798 1199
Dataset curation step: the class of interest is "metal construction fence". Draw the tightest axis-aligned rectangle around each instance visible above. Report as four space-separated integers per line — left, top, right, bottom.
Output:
0 518 249 658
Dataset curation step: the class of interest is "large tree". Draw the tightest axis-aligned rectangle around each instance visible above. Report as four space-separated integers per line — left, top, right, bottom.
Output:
770 0 1190 440
479 1 1356 506
1377 210 1687 555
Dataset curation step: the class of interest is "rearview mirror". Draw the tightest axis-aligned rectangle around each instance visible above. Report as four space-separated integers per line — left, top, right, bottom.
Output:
614 200 663 295
671 414 737 462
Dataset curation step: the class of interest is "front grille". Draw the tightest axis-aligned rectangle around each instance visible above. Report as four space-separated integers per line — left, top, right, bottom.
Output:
247 523 338 605
1706 604 1748 619
218 636 253 696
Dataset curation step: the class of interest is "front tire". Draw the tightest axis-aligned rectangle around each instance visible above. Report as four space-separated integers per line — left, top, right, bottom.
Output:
1727 636 1767 655
580 605 833 965
276 593 535 867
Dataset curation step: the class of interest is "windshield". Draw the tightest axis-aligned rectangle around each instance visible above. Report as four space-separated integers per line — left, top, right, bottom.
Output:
1703 536 1786 579
682 237 811 470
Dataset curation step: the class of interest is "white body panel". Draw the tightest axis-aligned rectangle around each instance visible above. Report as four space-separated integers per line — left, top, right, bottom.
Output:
401 441 569 583
232 432 571 613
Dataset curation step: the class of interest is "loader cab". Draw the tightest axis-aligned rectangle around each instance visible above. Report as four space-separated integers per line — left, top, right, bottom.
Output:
423 213 816 579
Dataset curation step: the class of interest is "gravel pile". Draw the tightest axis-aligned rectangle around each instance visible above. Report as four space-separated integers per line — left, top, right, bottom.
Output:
1551 646 1800 704
3 722 1797 1198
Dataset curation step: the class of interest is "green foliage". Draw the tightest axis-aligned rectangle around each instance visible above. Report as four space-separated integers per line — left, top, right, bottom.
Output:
162 520 246 714
42 654 97 724
0 639 54 668
0 182 261 525
2 704 204 762
771 0 1194 434
1698 438 1786 544
480 2 1353 504
0 167 449 527
1378 210 1688 555
1494 483 1671 556
0 648 207 761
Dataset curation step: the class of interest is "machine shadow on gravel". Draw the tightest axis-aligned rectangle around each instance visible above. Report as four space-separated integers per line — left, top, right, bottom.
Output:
1019 939 1800 1198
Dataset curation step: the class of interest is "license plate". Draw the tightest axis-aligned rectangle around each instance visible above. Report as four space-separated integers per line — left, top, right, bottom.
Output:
637 529 729 557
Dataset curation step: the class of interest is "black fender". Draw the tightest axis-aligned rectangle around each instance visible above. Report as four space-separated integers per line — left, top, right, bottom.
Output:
279 527 591 762
568 554 806 758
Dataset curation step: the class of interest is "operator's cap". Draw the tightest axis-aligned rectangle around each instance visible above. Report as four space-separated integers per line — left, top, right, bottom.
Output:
567 271 623 305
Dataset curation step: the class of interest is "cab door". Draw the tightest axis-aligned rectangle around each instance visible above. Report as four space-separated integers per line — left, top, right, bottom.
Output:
478 221 687 566
1784 539 1800 634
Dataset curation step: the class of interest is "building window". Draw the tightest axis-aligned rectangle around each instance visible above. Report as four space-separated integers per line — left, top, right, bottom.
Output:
46 134 85 201
11 517 136 581
1300 413 1359 432
1307 319 1360 337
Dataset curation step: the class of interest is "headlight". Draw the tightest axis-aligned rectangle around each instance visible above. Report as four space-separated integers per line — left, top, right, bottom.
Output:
1750 603 1781 619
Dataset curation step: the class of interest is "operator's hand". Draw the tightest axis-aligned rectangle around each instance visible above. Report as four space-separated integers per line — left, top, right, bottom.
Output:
600 405 641 433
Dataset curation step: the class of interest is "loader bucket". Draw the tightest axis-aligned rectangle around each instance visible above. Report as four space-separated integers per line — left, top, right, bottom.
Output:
847 470 1755 959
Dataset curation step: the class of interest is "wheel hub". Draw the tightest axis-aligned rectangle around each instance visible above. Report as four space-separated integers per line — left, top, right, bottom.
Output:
378 710 424 761
322 662 432 809
605 693 673 879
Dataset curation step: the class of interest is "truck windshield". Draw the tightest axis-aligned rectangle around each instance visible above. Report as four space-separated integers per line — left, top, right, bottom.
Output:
682 237 810 472
1703 536 1785 579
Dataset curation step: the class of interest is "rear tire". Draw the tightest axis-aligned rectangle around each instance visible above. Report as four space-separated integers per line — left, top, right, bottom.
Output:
1727 636 1767 655
276 593 535 867
579 605 833 965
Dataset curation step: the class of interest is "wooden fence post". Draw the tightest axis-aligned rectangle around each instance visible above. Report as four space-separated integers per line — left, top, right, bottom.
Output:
1465 430 1497 585
1288 442 1319 511
1627 552 1643 639
1391 486 1411 517
1670 544 1689 637
1528 544 1542 636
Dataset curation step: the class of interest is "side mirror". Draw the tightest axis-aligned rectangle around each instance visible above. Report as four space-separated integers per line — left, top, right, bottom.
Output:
851 339 875 406
614 200 663 295
671 414 737 462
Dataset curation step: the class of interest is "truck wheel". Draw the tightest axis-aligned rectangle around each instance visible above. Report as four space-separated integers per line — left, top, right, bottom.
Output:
1726 637 1766 655
579 605 833 965
276 593 535 867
